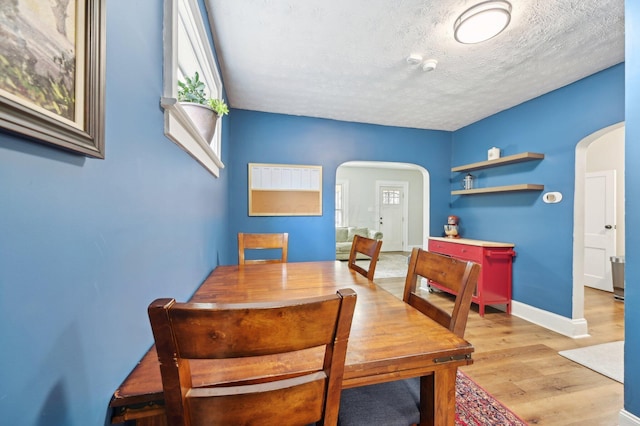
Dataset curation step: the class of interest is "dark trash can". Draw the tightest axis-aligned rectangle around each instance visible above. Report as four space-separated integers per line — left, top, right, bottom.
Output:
610 255 625 301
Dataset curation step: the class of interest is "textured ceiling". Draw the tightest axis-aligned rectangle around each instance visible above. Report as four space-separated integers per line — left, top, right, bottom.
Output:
205 0 624 131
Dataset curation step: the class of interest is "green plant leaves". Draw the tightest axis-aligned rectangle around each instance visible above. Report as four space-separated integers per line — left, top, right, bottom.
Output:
177 72 207 104
207 98 229 116
177 72 229 116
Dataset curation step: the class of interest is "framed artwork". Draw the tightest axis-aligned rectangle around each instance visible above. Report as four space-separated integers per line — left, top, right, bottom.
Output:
0 0 105 158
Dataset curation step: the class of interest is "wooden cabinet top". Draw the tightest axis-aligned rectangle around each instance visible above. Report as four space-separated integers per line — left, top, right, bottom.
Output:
429 236 515 248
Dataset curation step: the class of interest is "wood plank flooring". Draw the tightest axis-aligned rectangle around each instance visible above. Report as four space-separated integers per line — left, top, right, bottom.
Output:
375 276 624 426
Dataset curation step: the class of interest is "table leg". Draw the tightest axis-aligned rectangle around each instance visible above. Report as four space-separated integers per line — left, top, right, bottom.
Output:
419 367 457 426
419 374 435 426
132 415 167 426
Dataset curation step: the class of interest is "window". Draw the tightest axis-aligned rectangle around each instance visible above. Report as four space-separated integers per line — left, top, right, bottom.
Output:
161 0 225 177
335 180 348 226
382 189 401 205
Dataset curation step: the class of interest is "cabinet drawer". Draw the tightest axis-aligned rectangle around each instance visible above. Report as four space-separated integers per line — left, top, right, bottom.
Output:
428 240 483 262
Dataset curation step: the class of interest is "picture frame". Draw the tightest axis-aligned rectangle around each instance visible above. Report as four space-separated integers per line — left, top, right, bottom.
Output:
248 163 323 216
0 0 106 158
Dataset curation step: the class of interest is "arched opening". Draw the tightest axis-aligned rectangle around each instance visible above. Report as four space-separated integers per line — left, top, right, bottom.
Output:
572 122 625 324
335 161 430 255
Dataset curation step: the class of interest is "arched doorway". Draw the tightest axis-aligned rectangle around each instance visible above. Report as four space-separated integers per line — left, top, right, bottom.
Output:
336 161 430 251
572 122 625 322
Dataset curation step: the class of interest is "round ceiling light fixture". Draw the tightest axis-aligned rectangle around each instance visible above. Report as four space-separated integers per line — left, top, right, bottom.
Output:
454 0 512 44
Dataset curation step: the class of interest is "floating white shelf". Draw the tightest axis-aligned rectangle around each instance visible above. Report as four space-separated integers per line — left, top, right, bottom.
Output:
451 152 545 195
452 184 544 195
451 152 545 173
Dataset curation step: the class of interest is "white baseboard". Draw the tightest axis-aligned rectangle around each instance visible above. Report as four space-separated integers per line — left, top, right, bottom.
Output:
620 409 640 426
511 301 590 338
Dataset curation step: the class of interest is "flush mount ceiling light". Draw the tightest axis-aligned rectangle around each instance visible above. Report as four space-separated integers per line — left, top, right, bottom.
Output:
454 0 512 44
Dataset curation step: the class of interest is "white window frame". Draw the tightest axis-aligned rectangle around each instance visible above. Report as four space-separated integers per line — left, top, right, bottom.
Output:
160 0 225 177
335 180 349 227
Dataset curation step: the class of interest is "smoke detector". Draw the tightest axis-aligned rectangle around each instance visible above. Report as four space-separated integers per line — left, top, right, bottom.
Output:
422 59 438 72
407 55 438 72
406 54 423 65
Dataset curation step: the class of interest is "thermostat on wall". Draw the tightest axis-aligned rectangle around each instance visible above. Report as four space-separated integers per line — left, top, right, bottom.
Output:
543 192 563 204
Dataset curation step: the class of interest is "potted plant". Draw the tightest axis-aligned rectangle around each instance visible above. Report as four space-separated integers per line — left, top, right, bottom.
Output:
177 72 228 142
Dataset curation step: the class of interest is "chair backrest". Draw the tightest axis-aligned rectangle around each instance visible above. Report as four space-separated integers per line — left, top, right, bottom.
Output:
347 234 383 280
148 288 357 426
238 232 289 265
402 247 480 338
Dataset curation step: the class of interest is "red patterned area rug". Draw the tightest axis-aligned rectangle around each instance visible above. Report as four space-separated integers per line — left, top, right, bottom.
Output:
456 371 528 425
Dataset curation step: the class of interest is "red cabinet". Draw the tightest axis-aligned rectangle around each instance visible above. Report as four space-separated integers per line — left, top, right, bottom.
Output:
428 237 515 316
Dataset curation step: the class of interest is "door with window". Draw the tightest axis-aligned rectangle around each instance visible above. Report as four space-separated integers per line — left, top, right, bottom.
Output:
377 182 407 252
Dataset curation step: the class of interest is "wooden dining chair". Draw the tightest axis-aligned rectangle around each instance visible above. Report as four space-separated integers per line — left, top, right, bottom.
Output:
338 248 480 426
148 288 357 426
402 247 481 338
347 234 383 280
238 232 288 265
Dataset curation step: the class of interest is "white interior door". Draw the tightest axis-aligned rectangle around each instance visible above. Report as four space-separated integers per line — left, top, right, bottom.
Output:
583 170 616 292
377 182 407 252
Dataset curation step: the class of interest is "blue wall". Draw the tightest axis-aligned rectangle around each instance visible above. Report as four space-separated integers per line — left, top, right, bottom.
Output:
1 1 638 424
450 64 624 318
625 1 640 417
0 1 229 425
225 110 451 265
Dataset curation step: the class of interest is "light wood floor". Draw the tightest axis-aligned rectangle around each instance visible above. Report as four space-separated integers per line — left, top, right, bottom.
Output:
375 277 625 426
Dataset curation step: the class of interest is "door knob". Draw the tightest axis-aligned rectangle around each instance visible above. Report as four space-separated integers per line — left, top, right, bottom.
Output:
605 225 613 229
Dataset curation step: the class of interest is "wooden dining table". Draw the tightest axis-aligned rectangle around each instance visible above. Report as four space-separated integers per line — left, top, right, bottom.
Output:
109 261 474 426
